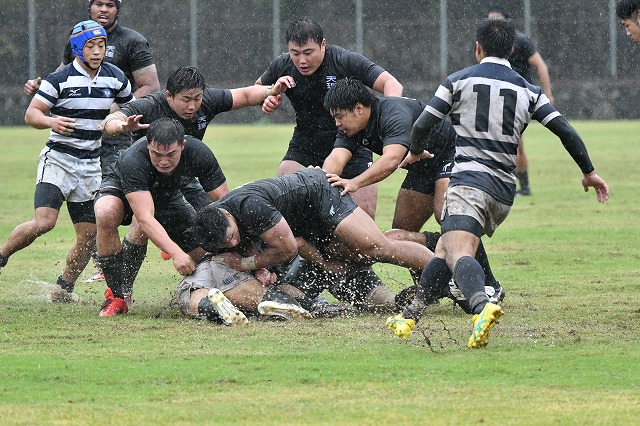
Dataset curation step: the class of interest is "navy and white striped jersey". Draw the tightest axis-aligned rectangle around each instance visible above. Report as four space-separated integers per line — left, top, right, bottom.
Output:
35 60 133 152
425 57 559 205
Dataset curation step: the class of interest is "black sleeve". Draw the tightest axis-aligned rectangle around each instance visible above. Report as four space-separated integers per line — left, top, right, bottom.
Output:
409 110 442 155
544 116 595 175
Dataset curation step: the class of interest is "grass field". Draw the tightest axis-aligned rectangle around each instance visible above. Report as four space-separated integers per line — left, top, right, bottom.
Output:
0 121 639 425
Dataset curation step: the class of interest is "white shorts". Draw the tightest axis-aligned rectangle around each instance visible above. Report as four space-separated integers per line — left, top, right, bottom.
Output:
176 257 255 316
442 185 511 237
37 147 101 203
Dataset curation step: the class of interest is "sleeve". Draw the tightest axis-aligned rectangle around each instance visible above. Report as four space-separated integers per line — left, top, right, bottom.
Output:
189 139 227 191
519 34 538 59
241 198 283 237
34 76 60 108
258 54 290 85
125 32 155 72
114 73 134 107
379 105 413 149
118 95 157 119
201 88 234 115
119 151 152 194
424 79 454 120
339 50 385 87
333 132 360 153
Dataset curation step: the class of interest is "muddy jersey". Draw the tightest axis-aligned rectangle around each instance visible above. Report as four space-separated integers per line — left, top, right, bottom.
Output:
104 135 226 203
118 89 234 141
259 44 385 156
214 168 357 253
334 96 456 176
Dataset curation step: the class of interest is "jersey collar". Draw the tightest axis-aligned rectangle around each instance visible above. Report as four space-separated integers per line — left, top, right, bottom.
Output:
480 56 512 68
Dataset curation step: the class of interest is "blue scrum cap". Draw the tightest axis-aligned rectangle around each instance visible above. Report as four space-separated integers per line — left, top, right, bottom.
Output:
70 20 107 57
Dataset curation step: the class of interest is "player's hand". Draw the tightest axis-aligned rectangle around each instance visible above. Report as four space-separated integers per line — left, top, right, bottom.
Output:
262 94 282 115
273 76 296 94
122 114 149 133
326 173 358 195
255 268 276 284
582 171 609 203
172 251 196 275
51 117 77 136
24 77 42 96
398 150 434 168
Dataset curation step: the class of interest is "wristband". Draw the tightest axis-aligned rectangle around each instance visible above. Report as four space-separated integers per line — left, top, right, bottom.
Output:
240 256 257 271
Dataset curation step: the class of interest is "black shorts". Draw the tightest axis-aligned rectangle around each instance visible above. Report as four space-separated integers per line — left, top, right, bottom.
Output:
401 158 453 196
283 134 373 179
96 178 200 253
34 182 95 224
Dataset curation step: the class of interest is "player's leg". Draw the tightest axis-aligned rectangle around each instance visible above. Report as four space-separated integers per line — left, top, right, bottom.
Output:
350 184 377 219
94 192 129 315
277 159 305 176
392 188 434 231
0 181 65 269
334 207 432 271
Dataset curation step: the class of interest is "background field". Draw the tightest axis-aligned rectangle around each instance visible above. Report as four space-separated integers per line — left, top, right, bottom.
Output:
0 121 638 425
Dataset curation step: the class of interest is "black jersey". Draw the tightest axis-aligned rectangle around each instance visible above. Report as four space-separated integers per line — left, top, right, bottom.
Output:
259 44 385 143
118 89 234 141
63 24 154 93
214 168 356 253
334 96 456 175
105 135 226 204
509 31 537 82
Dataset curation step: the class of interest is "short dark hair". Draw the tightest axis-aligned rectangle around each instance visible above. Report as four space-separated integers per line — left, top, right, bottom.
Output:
192 204 229 252
485 5 510 19
166 66 206 96
285 18 324 46
616 0 640 20
146 118 185 147
476 18 515 59
324 78 375 113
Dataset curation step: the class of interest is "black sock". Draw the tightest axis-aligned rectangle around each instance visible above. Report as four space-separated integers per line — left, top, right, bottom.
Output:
121 238 147 295
57 275 74 293
98 252 124 299
475 240 497 287
453 256 487 315
197 297 224 324
403 257 451 321
0 253 8 268
422 231 441 252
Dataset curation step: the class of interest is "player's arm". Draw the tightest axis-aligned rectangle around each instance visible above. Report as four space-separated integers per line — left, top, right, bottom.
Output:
100 111 148 136
231 76 295 110
327 144 409 195
371 71 403 96
544 116 609 203
399 110 440 167
529 53 554 105
322 147 352 175
24 98 76 135
125 191 196 275
225 218 298 272
131 64 160 98
205 183 230 202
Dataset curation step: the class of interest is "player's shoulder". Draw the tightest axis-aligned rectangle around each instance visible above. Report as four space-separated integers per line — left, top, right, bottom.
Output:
110 24 149 43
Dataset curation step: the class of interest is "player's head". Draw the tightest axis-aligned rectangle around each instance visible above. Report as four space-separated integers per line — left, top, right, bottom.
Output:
485 5 510 20
193 204 240 252
324 78 374 137
476 18 515 60
616 0 640 44
70 20 107 70
165 67 206 120
88 0 121 31
146 118 186 174
285 18 326 76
